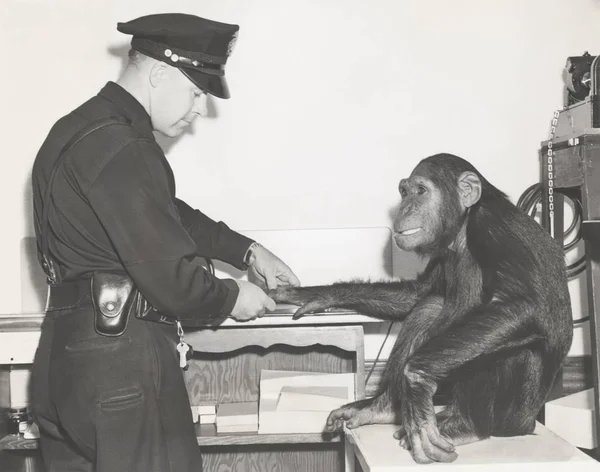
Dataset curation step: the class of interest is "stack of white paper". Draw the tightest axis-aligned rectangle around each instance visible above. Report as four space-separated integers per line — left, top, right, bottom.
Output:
258 370 355 434
216 402 258 433
191 402 217 424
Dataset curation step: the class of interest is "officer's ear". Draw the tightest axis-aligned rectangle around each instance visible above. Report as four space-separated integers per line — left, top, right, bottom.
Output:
149 61 168 88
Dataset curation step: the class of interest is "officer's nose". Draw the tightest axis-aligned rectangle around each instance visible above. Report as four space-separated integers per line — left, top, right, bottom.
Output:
193 93 209 117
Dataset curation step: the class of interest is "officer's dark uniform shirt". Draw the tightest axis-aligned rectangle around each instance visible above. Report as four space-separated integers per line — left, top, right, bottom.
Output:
32 81 253 320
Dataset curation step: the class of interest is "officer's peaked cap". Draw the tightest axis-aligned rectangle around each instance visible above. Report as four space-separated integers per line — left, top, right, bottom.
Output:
117 13 239 99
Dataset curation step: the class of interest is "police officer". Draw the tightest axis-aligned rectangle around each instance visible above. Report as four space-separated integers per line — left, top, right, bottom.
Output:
30 13 300 472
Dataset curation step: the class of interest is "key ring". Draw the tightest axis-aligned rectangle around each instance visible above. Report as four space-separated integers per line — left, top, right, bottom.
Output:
176 320 184 341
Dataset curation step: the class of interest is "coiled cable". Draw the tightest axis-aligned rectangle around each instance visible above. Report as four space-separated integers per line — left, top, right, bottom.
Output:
517 183 588 324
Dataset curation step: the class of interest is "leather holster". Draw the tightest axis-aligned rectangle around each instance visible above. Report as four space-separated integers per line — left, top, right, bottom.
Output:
91 271 136 337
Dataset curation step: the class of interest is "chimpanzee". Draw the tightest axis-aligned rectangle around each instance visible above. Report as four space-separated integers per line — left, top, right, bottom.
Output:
271 153 573 464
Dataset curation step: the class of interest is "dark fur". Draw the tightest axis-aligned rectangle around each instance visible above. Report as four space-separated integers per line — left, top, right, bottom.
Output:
272 153 572 463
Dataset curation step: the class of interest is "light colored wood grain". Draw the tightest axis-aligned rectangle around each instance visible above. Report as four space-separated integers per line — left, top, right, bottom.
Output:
186 325 364 354
200 444 343 472
185 346 353 404
0 435 38 451
196 423 341 446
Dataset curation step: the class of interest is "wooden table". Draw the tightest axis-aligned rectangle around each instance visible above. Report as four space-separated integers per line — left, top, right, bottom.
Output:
345 422 600 472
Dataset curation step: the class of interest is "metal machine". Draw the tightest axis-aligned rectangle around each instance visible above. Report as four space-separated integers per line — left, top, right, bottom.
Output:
540 52 600 459
553 52 600 141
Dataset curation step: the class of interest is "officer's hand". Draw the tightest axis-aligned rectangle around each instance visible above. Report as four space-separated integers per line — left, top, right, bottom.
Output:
249 245 301 290
230 280 276 321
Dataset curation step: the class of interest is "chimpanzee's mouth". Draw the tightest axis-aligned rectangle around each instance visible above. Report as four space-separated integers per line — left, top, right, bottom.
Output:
398 228 422 236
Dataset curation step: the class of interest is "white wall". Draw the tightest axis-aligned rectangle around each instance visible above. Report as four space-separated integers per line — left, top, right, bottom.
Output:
1 0 599 356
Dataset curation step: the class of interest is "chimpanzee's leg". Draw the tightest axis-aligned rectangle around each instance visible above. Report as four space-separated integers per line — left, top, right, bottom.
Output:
489 349 548 436
396 300 545 464
397 348 549 453
325 395 397 432
325 296 445 432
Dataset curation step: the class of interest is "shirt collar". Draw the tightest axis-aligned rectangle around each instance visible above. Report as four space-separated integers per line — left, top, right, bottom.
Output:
97 82 154 137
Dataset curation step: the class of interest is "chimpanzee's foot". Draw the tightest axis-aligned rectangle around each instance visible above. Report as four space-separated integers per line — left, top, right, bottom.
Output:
437 413 481 447
394 410 481 450
325 398 396 432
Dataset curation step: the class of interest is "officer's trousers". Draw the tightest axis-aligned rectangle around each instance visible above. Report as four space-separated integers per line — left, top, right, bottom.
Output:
31 286 203 472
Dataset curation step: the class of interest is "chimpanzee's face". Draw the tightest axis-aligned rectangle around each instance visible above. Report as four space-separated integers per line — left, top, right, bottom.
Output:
393 164 463 254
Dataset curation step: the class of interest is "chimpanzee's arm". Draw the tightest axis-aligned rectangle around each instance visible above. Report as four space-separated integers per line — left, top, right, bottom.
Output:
270 258 443 319
395 299 542 463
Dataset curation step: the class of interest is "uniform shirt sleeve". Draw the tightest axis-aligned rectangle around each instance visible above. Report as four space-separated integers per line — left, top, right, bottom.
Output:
85 141 238 321
174 198 254 269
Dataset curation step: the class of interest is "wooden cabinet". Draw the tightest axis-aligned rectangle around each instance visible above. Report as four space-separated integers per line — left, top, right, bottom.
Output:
184 320 366 472
0 313 369 472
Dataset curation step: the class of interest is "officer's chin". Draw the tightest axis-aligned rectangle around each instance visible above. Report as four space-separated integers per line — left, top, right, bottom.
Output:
157 124 187 139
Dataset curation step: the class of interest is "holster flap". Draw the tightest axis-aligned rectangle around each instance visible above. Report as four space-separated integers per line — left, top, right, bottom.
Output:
92 271 134 319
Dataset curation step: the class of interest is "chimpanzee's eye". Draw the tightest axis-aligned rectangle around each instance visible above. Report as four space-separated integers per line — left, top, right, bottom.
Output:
399 188 408 197
417 185 427 195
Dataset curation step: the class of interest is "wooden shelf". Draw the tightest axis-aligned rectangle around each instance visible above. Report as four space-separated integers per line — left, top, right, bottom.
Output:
1 427 343 451
0 434 38 451
195 424 341 446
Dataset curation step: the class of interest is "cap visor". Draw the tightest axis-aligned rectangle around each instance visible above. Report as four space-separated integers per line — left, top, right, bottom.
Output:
180 69 230 99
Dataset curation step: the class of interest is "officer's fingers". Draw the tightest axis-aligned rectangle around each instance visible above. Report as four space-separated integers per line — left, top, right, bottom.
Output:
263 295 276 312
279 270 301 287
264 272 278 291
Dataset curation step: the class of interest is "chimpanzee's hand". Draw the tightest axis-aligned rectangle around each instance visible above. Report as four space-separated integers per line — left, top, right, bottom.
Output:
268 286 334 319
269 286 306 305
398 396 457 463
393 421 456 464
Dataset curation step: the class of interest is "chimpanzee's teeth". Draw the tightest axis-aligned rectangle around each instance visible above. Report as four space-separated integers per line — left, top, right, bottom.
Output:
401 228 422 236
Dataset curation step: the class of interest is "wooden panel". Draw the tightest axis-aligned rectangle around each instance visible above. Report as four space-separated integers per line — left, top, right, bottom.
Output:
0 435 37 451
201 444 343 472
0 450 45 472
195 424 341 446
540 145 584 189
580 143 600 461
185 325 365 401
185 326 364 354
563 356 593 395
185 345 353 404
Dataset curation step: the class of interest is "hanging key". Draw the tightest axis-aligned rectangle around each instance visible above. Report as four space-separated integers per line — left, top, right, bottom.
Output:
177 342 190 370
175 320 190 370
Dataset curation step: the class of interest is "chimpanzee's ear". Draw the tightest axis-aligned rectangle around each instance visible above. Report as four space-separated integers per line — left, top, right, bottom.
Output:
457 171 482 208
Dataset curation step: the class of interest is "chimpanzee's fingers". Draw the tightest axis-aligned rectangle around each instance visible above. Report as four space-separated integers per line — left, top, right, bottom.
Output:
393 425 407 440
408 434 433 464
325 408 347 431
394 426 411 450
292 302 322 319
427 426 455 453
399 437 411 450
418 427 458 463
